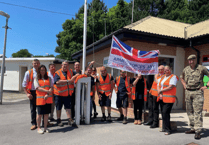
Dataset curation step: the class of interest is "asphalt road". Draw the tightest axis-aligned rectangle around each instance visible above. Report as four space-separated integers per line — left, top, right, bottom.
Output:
1 99 209 145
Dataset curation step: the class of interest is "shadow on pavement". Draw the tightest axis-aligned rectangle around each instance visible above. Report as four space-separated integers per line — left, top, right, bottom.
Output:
90 117 125 125
201 129 209 138
2 100 29 105
50 126 75 133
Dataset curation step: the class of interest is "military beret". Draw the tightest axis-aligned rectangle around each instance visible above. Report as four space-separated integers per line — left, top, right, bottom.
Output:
187 54 196 60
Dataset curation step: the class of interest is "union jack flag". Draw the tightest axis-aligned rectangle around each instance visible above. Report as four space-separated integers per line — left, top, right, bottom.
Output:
112 35 160 61
108 35 160 75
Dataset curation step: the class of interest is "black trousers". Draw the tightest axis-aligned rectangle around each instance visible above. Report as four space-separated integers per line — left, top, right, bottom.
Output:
30 90 37 125
92 97 96 113
159 101 174 132
133 99 143 120
148 94 160 125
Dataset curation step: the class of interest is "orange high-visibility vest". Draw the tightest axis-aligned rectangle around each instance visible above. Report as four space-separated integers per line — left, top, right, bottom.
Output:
115 76 131 93
54 69 74 97
149 75 163 96
26 69 33 94
98 74 112 96
36 78 53 106
131 77 147 101
158 74 178 103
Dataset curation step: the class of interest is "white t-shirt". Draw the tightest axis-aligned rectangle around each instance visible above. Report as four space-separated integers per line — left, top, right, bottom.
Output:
48 71 55 84
34 77 53 90
158 75 178 90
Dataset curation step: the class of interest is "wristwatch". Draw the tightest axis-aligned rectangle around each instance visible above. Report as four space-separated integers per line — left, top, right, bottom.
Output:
206 85 209 88
67 80 69 83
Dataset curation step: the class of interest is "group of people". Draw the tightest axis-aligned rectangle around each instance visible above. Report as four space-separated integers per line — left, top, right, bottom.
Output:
22 54 209 140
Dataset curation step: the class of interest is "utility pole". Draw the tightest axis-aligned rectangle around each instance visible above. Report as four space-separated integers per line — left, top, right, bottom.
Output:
132 0 134 23
0 11 10 105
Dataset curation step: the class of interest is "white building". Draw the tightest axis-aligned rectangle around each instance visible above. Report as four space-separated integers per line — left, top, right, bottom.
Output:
0 57 64 92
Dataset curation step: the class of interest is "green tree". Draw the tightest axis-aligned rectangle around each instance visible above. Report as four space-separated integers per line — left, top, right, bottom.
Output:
12 49 32 57
107 0 131 33
188 0 209 24
55 0 108 60
131 0 166 22
159 0 190 23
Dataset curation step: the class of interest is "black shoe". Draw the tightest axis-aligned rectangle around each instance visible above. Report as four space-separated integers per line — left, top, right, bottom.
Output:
123 118 128 124
57 119 63 127
150 124 159 128
185 129 195 134
107 116 112 122
117 116 124 121
101 116 106 122
94 112 98 118
144 121 153 126
68 118 77 127
50 118 55 122
194 132 201 140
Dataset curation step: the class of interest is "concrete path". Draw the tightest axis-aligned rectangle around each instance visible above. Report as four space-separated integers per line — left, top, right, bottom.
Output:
0 92 209 145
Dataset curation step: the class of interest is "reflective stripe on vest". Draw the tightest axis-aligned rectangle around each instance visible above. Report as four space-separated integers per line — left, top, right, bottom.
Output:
36 78 53 106
54 69 74 96
158 74 177 103
115 76 131 93
149 75 163 96
131 77 147 101
98 74 112 96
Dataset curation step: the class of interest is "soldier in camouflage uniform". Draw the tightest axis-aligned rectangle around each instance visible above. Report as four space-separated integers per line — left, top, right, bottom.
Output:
180 54 209 140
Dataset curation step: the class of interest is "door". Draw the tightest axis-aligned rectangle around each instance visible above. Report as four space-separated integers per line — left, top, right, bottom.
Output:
19 66 27 92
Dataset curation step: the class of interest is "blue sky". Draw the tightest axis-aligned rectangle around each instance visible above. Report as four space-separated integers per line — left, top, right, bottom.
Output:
0 0 131 58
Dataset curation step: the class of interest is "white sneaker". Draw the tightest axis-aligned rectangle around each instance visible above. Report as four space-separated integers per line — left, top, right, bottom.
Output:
37 129 44 134
44 129 51 133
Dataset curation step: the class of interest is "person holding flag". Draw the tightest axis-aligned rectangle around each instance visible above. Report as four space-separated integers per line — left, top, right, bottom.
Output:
131 74 147 125
114 70 131 124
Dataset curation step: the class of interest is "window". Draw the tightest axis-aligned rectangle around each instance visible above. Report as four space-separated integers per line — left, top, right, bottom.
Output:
0 66 6 74
159 57 174 73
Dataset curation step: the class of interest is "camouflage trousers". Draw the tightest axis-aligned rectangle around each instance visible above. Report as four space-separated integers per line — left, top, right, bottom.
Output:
185 90 204 133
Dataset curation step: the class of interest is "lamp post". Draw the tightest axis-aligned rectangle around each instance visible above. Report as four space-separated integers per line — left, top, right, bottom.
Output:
0 11 10 104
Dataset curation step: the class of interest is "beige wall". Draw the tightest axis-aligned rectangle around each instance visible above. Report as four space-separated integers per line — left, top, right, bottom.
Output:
174 47 185 109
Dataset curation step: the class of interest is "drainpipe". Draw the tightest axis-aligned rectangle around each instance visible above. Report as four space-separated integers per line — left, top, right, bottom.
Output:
190 40 200 64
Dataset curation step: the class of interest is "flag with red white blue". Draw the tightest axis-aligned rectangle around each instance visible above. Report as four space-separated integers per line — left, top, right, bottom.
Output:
107 35 160 75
